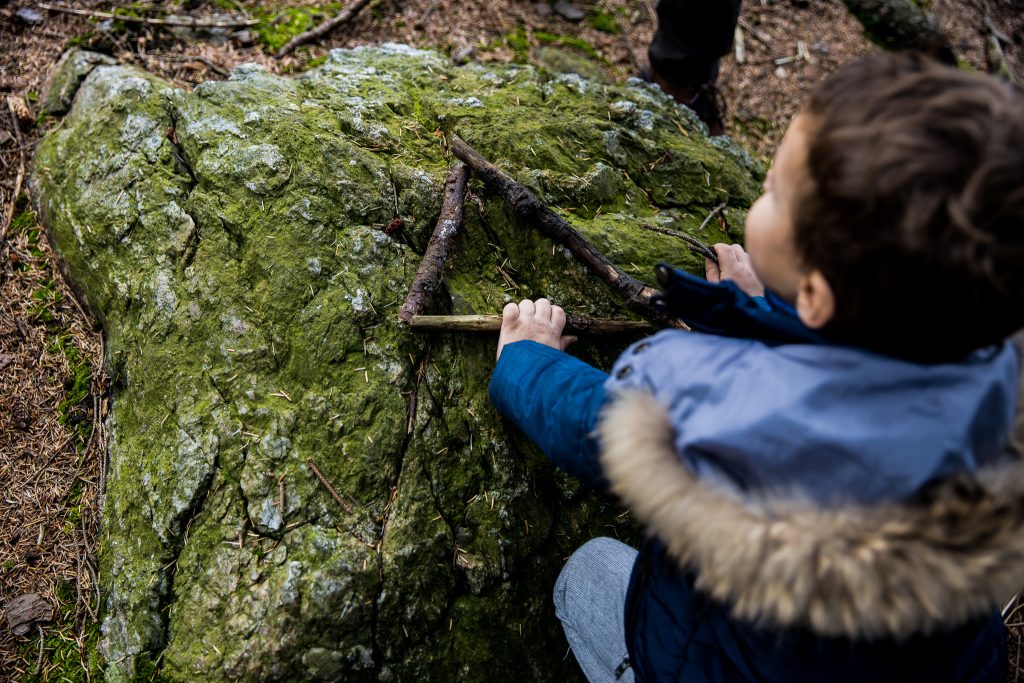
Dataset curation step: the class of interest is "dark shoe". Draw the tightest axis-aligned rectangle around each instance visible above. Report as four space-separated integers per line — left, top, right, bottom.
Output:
647 69 726 137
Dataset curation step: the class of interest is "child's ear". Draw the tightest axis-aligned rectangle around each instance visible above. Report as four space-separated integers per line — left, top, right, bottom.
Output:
795 270 834 329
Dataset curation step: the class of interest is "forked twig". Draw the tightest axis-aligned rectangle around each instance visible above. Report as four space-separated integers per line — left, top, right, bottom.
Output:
399 163 469 321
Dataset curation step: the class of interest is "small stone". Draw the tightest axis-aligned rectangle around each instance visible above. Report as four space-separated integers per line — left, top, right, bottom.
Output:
553 1 585 21
15 8 44 26
533 2 552 17
0 131 12 146
5 593 51 636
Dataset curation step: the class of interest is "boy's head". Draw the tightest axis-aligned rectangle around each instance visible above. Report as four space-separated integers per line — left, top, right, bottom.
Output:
744 53 1024 362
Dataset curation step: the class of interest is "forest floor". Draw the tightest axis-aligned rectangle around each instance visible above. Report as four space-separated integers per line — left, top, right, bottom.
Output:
1 0 1022 679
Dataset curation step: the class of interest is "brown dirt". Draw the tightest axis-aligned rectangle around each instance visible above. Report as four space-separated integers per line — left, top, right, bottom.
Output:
1 0 1022 678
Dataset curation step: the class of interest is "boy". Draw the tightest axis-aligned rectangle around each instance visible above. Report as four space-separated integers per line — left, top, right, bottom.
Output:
489 53 1024 682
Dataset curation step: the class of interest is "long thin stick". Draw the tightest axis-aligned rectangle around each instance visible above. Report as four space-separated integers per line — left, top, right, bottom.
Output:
449 136 676 326
275 0 372 58
399 163 469 321
408 314 654 334
1 97 25 252
307 459 354 514
37 3 258 28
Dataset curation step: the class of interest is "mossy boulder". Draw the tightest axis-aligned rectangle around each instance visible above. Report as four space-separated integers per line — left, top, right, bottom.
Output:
31 46 762 681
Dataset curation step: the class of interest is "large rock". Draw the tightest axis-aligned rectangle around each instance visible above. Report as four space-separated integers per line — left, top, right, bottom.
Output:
31 46 761 681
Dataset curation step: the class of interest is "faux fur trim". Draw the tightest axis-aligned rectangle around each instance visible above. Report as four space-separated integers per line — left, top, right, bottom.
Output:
598 390 1024 639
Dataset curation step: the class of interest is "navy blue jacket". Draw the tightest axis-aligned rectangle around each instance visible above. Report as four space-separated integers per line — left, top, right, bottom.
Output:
489 270 1022 682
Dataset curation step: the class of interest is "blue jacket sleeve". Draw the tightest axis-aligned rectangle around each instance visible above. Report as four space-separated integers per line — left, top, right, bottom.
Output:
489 340 611 492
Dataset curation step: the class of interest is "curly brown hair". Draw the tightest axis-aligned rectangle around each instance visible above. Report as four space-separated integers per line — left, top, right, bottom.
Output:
795 53 1024 362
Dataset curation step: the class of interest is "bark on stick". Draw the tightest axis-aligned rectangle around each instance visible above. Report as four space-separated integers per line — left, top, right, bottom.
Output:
408 314 654 334
399 163 470 322
449 136 673 325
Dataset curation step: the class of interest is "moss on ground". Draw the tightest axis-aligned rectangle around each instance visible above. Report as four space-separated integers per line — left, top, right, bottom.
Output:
16 581 103 683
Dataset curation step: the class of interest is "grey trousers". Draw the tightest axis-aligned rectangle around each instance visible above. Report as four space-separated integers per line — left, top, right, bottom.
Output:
553 537 638 683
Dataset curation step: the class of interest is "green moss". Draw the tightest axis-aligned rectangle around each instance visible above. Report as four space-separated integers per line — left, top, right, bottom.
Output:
10 208 36 234
254 4 345 52
503 28 531 62
16 582 103 683
533 30 605 62
587 10 620 33
53 337 91 414
28 278 61 324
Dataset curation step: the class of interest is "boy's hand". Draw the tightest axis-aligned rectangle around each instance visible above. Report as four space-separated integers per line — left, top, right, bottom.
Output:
496 298 577 361
706 243 765 297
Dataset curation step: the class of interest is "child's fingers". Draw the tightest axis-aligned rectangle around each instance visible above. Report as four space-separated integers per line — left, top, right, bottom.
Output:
559 335 577 351
502 301 520 323
518 298 536 319
730 243 747 260
705 258 721 282
551 304 566 331
534 298 552 321
713 243 735 265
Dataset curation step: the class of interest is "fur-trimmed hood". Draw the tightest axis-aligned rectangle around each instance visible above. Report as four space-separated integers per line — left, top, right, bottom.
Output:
598 390 1024 640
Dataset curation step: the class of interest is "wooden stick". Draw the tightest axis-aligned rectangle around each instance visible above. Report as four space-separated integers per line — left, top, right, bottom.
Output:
274 0 372 58
150 53 229 77
307 458 354 514
408 314 654 335
449 136 674 325
399 163 469 322
36 3 259 28
1 97 26 252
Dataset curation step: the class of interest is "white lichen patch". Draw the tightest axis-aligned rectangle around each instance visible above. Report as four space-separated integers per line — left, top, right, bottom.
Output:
543 72 590 97
120 113 165 156
184 114 245 141
259 497 283 531
154 269 177 316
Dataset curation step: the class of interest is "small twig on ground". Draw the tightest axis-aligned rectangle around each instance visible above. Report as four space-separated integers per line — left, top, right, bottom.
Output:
415 0 443 28
408 314 654 334
698 202 728 232
36 3 258 28
150 53 229 77
737 17 773 49
275 0 373 58
35 625 44 674
2 96 26 252
399 163 469 322
307 459 354 514
639 224 718 263
449 136 678 327
277 473 285 517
